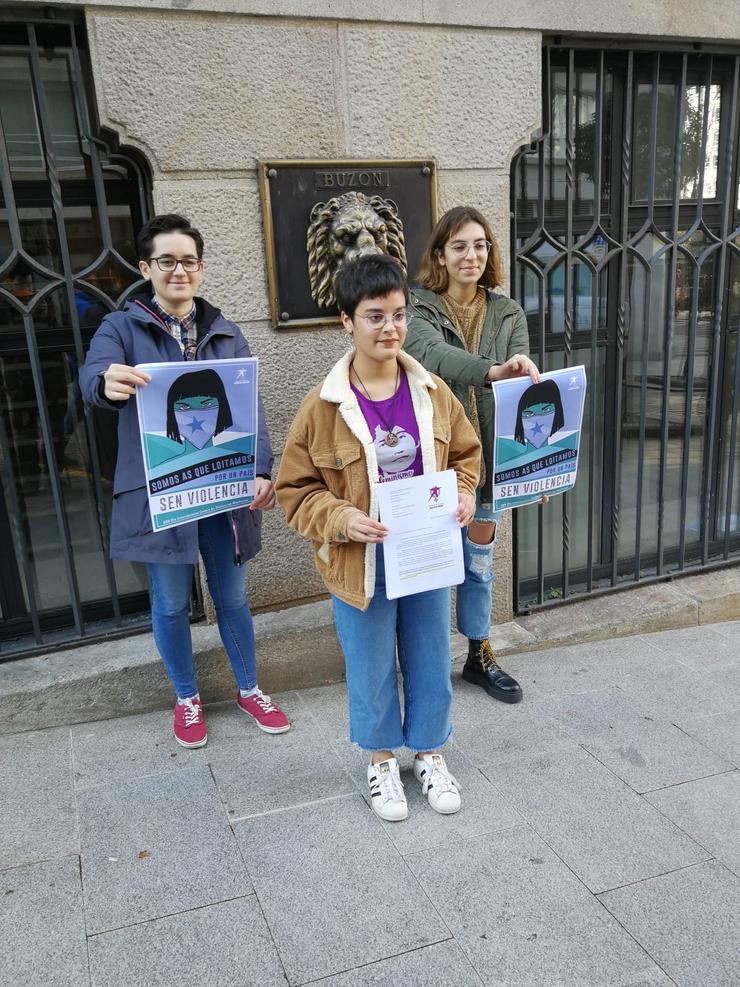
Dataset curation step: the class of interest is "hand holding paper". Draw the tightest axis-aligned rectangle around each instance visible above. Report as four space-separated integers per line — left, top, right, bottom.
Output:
456 490 476 527
377 469 465 599
346 511 389 543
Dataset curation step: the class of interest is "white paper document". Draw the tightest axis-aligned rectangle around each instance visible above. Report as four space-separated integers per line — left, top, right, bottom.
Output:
377 468 464 600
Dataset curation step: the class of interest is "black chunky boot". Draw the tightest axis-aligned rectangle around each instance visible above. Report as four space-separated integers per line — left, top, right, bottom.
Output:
462 639 523 704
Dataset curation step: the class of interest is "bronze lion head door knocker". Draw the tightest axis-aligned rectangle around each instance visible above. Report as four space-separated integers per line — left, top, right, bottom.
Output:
307 192 408 310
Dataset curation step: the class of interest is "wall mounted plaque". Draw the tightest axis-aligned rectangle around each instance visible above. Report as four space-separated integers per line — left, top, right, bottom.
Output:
259 159 438 329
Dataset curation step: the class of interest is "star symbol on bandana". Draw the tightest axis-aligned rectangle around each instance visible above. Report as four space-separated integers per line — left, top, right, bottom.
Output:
531 421 545 436
188 416 206 433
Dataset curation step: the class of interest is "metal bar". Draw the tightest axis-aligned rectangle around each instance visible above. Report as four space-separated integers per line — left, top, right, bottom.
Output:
676 59 695 570
700 55 724 566
633 252 650 581
585 51 606 592
534 53 550 608
632 54 661 581
0 394 43 643
21 311 84 636
27 23 86 637
724 327 740 557
67 37 114 249
679 254 701 567
592 52 605 228
658 54 687 575
0 90 23 250
645 53 661 217
717 56 740 555
67 33 124 622
695 55 713 212
611 50 634 586
560 49 576 599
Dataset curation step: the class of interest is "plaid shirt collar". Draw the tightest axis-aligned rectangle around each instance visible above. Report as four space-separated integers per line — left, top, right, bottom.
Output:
150 296 198 360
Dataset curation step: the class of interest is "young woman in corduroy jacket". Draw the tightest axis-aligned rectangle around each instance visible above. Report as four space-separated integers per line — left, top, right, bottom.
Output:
276 255 480 822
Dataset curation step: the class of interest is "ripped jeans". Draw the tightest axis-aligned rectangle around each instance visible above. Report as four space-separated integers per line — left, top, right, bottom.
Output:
456 491 501 642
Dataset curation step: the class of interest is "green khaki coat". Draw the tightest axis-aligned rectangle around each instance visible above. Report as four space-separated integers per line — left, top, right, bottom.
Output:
404 287 530 503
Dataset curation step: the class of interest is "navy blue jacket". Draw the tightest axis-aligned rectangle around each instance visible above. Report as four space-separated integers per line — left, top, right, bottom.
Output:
79 290 273 565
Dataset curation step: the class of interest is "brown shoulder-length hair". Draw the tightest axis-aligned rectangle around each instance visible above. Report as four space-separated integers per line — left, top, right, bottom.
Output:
417 205 504 293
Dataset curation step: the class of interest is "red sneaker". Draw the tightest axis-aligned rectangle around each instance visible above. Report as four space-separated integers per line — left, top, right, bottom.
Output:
237 689 290 734
173 697 207 748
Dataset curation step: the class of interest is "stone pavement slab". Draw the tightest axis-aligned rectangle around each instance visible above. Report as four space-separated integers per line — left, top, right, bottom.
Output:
448 679 576 763
644 623 740 670
213 740 355 820
501 635 665 701
0 726 78 869
1 856 89 987
87 895 287 987
70 692 309 792
405 825 671 987
546 686 732 792
609 652 740 730
645 771 740 877
309 940 483 986
678 707 740 766
714 618 740 641
78 764 251 934
294 679 359 743
233 794 449 985
330 740 523 856
600 860 740 987
485 746 709 893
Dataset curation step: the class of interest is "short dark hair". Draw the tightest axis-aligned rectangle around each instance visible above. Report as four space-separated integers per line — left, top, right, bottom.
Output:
137 214 205 261
166 368 232 443
334 254 408 318
514 379 565 445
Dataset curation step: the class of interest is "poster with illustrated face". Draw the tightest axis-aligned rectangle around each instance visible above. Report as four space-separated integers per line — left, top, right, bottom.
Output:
491 365 587 511
134 358 258 530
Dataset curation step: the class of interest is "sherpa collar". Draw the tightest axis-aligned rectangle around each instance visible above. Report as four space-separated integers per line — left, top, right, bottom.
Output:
319 349 436 404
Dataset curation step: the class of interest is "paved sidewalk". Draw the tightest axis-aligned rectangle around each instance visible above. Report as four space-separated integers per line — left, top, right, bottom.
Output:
3 621 739 986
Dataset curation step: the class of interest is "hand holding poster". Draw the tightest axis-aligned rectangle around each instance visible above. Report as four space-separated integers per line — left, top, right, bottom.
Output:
135 358 258 530
491 366 587 511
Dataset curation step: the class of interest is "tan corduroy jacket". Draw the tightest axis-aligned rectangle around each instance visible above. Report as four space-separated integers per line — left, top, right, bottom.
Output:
275 350 481 610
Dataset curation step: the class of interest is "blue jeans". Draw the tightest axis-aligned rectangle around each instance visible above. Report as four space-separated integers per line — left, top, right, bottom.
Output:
456 493 500 642
146 513 257 699
331 545 453 752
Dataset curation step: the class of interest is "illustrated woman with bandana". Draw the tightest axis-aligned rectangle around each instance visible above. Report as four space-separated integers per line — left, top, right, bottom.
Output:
514 379 565 450
166 368 233 452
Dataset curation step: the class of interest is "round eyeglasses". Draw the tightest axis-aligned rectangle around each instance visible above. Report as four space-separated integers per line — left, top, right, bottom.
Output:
355 310 408 330
446 239 492 258
148 255 202 273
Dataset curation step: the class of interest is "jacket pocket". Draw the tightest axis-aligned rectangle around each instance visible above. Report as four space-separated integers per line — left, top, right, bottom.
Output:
311 444 364 501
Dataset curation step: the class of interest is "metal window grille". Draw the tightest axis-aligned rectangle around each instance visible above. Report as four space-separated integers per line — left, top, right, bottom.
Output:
511 44 740 612
0 16 154 658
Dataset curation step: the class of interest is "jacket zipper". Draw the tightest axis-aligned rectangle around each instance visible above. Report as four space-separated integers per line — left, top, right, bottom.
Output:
230 512 243 567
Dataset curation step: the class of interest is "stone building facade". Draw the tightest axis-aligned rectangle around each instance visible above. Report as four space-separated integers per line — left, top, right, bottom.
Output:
1 0 738 653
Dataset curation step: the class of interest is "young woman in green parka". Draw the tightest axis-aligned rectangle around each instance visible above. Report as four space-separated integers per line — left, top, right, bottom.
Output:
404 205 542 704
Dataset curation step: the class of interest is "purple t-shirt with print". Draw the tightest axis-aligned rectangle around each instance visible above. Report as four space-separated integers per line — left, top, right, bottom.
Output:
351 369 423 483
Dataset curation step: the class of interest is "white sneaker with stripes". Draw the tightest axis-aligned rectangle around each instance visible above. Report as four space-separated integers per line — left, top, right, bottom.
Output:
367 757 408 822
414 753 461 814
